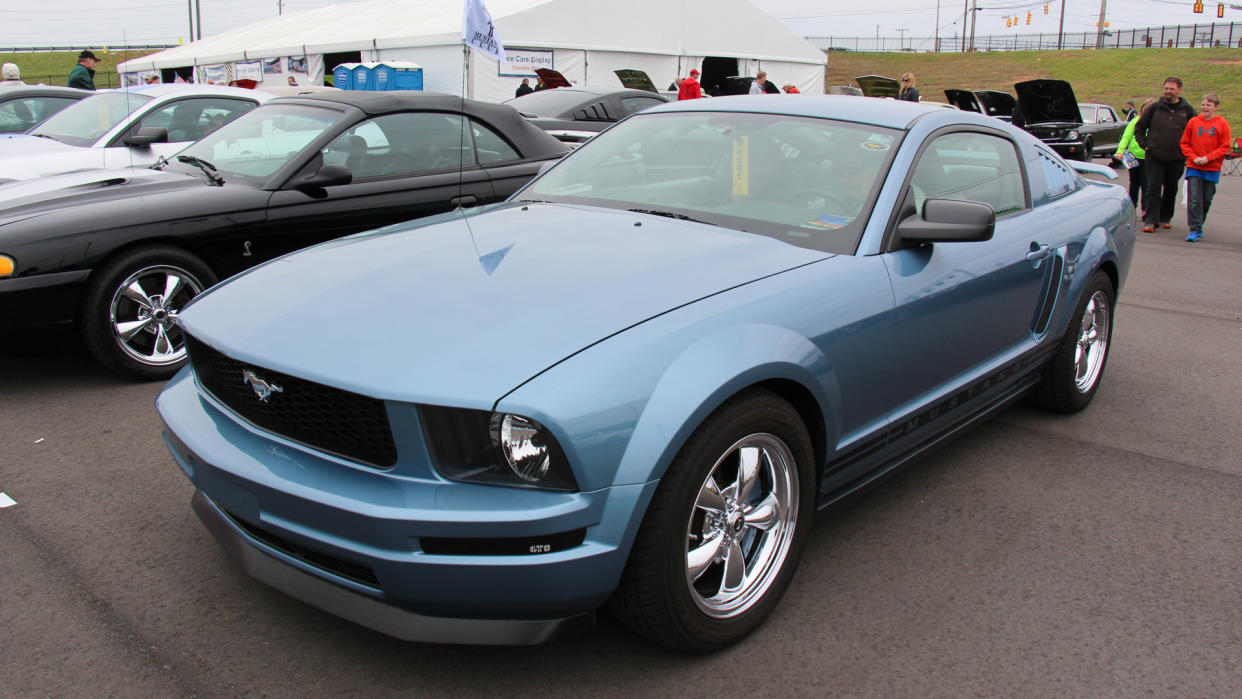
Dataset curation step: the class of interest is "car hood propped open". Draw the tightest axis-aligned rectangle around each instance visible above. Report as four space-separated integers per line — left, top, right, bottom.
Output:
182 202 830 404
1014 79 1081 125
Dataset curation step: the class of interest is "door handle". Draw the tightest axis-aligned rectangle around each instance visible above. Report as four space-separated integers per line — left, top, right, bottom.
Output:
1026 243 1052 262
450 194 478 209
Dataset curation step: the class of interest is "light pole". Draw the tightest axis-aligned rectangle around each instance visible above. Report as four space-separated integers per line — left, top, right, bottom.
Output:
1095 0 1108 48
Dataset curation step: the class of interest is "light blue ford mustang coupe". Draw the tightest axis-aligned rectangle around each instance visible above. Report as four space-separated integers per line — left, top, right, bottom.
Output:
157 95 1135 651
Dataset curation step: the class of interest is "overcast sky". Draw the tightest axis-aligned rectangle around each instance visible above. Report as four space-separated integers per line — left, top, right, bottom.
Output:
0 0 1227 47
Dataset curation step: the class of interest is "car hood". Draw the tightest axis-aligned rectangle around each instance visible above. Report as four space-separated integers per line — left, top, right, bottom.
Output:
614 69 659 93
1014 79 1081 125
854 75 899 98
973 90 1016 118
0 135 101 181
943 89 981 112
0 167 199 226
535 68 572 89
182 202 831 404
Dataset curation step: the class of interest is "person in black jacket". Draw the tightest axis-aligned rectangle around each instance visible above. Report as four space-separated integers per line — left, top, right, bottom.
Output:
897 73 920 102
514 78 533 98
1135 76 1197 232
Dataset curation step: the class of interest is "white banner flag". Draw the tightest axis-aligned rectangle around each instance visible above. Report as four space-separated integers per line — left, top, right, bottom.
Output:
462 0 506 62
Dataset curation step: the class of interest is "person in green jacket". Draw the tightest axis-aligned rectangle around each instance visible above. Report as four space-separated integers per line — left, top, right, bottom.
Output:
67 50 98 91
1112 97 1155 217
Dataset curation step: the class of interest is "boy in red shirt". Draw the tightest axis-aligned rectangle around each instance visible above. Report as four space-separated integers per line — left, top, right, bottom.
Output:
1180 93 1231 242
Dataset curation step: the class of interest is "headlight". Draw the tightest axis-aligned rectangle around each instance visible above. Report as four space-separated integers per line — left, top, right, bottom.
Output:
419 405 578 491
1067 130 1079 141
0 255 13 277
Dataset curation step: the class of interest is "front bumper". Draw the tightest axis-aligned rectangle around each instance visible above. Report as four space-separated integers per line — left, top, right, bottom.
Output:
157 368 656 644
0 269 89 329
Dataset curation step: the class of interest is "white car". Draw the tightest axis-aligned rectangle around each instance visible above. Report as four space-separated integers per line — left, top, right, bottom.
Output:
0 84 270 183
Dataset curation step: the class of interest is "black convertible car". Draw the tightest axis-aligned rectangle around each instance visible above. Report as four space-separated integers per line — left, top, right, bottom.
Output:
0 91 570 379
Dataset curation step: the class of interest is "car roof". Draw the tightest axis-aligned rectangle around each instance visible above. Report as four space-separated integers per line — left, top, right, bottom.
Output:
0 85 92 99
647 94 951 131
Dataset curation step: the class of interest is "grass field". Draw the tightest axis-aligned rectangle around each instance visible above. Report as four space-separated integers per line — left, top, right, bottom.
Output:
826 48 1242 125
5 46 1242 125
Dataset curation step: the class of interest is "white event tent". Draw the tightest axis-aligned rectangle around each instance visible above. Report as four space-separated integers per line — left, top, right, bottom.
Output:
117 0 828 102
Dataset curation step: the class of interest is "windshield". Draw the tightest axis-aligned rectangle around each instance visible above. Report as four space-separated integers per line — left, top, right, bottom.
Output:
31 92 154 147
517 112 901 254
171 102 342 186
504 89 592 117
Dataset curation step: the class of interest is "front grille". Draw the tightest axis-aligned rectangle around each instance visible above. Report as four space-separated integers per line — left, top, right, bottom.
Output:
185 334 398 468
222 507 381 588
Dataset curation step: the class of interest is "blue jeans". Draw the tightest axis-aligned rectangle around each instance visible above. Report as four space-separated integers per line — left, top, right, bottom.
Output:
1186 176 1216 233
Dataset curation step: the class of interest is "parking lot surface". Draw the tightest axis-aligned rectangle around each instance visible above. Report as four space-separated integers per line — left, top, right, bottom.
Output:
3 165 1241 695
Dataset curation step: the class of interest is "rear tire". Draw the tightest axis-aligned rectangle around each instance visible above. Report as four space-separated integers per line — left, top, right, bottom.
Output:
79 245 216 381
609 389 815 652
1036 271 1114 413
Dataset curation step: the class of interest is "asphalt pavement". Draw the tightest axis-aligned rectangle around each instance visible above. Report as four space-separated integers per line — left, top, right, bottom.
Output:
2 164 1241 696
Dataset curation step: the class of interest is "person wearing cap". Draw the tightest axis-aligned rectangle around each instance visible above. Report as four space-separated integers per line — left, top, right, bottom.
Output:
1 62 23 86
678 68 702 100
68 50 98 90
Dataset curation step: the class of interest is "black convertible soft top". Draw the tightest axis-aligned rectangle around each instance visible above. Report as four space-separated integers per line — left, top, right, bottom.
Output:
272 90 570 159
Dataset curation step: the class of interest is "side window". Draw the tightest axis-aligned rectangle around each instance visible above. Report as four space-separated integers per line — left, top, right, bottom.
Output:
620 96 665 116
0 97 75 133
1035 149 1077 200
470 119 519 164
134 98 256 143
909 132 1026 217
326 112 476 179
1099 108 1115 124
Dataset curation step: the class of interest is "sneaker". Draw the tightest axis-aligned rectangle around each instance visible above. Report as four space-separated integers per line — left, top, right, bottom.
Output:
1186 231 1202 242
1161 222 1172 229
1142 224 1154 232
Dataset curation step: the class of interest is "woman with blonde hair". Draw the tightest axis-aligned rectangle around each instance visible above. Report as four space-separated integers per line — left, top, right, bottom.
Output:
897 72 919 102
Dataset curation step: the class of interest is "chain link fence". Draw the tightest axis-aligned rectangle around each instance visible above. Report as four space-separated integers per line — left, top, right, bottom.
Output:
807 21 1242 53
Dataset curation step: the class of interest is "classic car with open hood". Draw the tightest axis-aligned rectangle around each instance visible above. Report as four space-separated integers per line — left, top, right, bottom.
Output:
1014 79 1124 161
158 95 1134 652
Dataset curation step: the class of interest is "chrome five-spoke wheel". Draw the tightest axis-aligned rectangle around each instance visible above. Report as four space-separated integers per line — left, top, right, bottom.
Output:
686 433 799 619
1074 289 1110 394
110 264 205 367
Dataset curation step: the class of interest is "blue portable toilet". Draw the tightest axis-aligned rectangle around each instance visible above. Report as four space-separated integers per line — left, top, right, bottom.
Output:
351 63 374 91
373 61 423 91
332 63 359 90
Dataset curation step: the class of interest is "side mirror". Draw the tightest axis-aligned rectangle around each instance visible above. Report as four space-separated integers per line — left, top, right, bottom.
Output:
895 198 995 246
124 126 168 146
293 162 352 192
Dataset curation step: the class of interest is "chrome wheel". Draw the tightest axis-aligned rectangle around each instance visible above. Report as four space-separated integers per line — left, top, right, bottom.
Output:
1073 289 1110 393
685 432 800 619
109 264 205 367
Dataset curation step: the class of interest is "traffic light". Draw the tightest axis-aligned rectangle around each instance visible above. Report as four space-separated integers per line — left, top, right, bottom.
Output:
1026 11 1032 24
1194 0 1204 14
1219 3 1226 18
1044 3 1049 13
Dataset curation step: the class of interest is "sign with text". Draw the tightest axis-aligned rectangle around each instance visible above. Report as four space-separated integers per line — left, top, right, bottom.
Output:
499 48 554 77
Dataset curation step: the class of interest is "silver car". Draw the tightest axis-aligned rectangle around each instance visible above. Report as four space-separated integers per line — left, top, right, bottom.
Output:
0 84 270 182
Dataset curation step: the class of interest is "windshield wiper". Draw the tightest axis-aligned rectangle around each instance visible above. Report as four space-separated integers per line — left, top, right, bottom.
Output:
627 207 709 224
29 133 62 143
176 155 224 185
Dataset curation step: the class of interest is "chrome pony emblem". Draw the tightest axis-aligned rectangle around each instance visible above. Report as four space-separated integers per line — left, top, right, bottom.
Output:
242 369 284 402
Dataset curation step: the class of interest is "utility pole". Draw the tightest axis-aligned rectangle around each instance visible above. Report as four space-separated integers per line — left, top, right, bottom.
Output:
1095 0 1108 48
969 0 978 51
962 0 969 51
195 0 203 40
935 0 941 52
896 27 909 49
1058 0 1067 49
187 0 194 42
278 0 285 14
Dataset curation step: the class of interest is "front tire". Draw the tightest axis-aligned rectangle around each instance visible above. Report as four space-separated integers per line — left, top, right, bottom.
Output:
79 245 216 381
1036 271 1114 413
610 389 815 652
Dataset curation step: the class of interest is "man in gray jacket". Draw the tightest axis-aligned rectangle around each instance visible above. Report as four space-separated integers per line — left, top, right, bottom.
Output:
1135 76 1196 232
